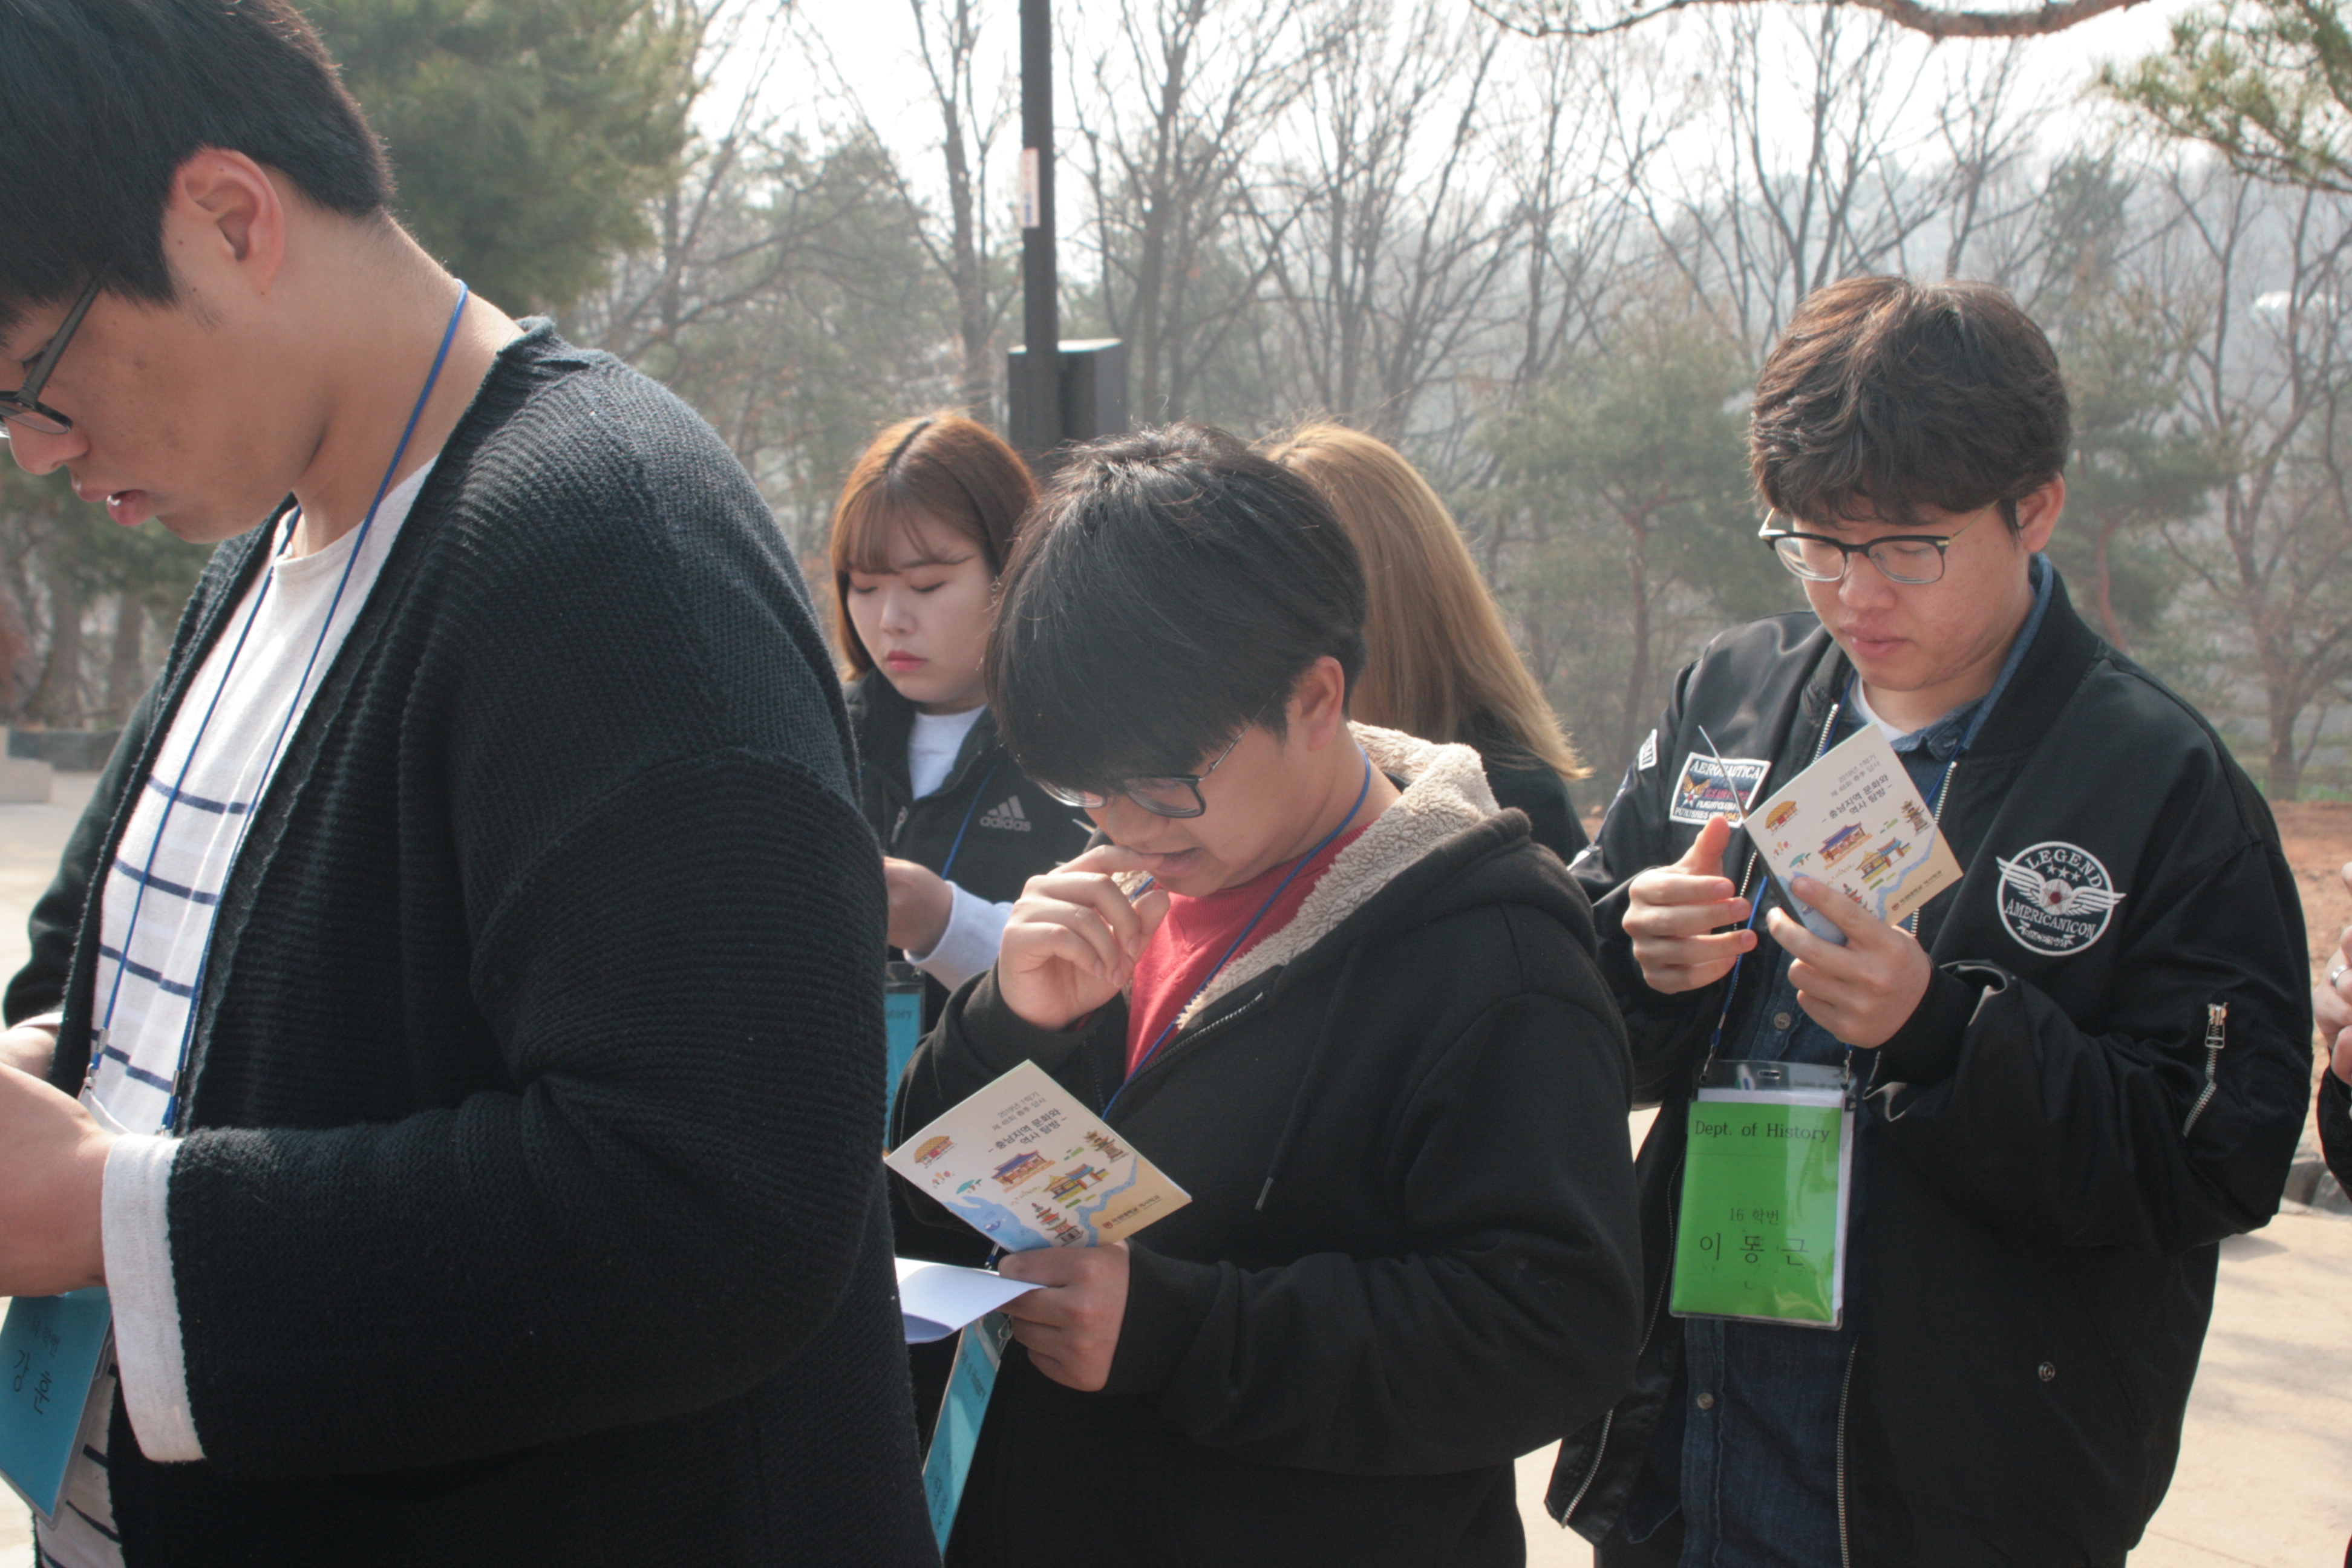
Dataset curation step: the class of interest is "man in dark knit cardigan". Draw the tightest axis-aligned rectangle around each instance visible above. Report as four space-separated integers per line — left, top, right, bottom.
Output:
0 1 935 1561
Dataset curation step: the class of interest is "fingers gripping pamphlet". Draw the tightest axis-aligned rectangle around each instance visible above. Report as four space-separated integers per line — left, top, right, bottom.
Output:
885 1059 1191 1253
886 1060 1191 1550
1742 724 1962 944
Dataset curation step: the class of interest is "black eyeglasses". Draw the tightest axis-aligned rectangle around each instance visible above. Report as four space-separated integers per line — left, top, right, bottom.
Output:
1758 502 2010 586
1 268 107 439
1038 723 1253 820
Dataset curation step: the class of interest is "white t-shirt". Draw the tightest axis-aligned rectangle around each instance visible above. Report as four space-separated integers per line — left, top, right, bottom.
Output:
898 705 1007 991
907 705 985 799
39 464 431 1567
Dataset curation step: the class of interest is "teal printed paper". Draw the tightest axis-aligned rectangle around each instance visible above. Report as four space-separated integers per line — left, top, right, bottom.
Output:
922 1312 1011 1549
1671 1090 1852 1327
0 1289 111 1517
884 981 925 1089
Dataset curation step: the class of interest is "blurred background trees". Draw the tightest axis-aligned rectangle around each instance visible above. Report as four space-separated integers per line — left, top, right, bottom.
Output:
15 0 2352 806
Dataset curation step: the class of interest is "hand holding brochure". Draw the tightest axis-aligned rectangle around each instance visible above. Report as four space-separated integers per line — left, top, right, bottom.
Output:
885 1060 1191 1252
1745 725 1962 942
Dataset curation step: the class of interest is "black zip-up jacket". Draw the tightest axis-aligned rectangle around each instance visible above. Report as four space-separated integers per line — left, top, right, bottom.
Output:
897 727 1644 1568
1546 574 2311 1567
848 673 1093 1005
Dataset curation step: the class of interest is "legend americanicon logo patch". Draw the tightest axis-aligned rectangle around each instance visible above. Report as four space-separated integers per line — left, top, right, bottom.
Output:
1995 841 2125 955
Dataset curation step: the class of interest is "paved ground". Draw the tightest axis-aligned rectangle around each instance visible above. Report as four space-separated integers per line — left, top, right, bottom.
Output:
0 778 2339 1561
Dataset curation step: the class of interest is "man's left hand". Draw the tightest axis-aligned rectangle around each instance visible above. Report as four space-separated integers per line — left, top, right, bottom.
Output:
1768 876 1934 1050
996 1241 1129 1392
0 1063 111 1297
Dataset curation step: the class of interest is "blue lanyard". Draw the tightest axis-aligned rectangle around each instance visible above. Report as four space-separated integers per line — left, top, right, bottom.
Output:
1102 750 1373 1118
938 759 999 883
92 285 472 1129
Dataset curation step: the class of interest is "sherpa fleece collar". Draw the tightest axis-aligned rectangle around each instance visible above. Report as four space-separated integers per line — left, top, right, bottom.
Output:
1143 723 1498 1030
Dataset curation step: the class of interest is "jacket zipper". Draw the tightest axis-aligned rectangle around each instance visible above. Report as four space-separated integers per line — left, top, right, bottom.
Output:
1835 1340 1857 1568
1561 1158 1682 1524
1564 697 1842 1527
2181 1002 2229 1135
1105 988 1270 1122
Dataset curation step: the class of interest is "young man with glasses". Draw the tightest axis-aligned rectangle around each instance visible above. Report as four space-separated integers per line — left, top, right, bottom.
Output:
0 1 931 1562
893 424 1644 1567
1548 275 2313 1567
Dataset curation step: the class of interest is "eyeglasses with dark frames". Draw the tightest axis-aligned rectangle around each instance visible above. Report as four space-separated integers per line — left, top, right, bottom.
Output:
1757 501 2013 587
0 268 108 440
1038 722 1255 820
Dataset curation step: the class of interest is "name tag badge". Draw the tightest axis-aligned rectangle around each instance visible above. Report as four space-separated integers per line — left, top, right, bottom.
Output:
0 1289 112 1517
920 1310 1012 1549
1671 1062 1852 1330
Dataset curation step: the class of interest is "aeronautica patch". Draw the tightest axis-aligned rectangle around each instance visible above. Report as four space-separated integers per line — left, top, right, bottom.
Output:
1668 751 1770 826
1995 841 2125 956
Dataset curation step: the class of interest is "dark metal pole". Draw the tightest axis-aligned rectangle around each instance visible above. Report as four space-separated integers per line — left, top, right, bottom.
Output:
1018 0 1059 469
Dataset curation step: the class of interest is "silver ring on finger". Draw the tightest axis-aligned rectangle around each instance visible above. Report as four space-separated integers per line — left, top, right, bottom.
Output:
2331 964 2348 989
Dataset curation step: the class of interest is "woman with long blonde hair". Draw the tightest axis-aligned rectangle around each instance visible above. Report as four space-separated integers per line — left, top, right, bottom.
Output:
1263 421 1591 859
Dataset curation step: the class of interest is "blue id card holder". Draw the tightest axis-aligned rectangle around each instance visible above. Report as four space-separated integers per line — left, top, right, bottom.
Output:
921 1310 1010 1550
0 1289 112 1517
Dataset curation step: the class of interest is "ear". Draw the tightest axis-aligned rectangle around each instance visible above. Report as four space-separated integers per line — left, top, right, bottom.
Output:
1286 656 1351 752
2014 475 2064 553
162 150 288 299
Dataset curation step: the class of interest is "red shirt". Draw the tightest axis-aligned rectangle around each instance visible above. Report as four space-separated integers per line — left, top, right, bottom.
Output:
1123 823 1370 1076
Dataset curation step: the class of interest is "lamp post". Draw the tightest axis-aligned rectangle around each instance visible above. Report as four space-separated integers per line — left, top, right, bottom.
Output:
1013 0 1058 469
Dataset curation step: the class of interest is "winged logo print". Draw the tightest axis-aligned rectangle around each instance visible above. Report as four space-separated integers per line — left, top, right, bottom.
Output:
1998 855 2127 916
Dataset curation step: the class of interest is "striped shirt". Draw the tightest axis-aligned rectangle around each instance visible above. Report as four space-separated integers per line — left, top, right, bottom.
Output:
39 464 428 1567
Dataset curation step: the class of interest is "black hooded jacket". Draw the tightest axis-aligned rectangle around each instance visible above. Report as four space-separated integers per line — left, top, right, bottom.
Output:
1546 573 2311 1566
895 726 1644 1568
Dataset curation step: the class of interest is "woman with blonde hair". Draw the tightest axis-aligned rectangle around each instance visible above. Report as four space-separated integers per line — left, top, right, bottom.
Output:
1263 421 1592 860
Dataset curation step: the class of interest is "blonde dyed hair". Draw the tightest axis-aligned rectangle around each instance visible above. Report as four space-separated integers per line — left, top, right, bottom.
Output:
1261 422 1587 780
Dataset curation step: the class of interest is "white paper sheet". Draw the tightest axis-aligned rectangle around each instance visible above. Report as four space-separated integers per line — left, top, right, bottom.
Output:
895 1257 1036 1344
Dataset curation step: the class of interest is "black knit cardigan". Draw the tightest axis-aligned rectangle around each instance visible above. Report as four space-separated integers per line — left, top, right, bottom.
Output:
4 325 936 1566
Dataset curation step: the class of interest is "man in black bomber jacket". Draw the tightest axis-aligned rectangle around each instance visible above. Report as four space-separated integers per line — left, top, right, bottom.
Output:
897 426 1642 1567
1551 278 2312 1567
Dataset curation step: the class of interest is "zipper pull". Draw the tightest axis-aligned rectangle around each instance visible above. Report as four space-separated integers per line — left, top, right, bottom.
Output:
2182 1002 2229 1136
890 806 909 848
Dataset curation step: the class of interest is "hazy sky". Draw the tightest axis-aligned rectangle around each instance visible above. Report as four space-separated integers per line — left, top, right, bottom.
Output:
737 0 2204 221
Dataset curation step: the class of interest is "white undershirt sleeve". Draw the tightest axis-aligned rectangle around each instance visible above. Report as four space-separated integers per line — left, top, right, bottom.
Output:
102 1133 203 1462
907 882 1014 993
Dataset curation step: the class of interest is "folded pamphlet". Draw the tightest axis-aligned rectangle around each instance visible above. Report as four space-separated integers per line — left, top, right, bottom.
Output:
1743 725 1962 942
885 1059 1190 1252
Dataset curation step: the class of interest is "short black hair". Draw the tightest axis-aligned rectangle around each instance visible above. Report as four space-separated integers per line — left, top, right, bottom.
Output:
0 0 394 338
986 423 1368 792
1751 276 2071 533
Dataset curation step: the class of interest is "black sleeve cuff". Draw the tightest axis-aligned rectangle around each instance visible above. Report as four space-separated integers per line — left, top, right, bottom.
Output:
1874 964 1986 1083
2322 1070 2352 1189
1103 1244 1223 1398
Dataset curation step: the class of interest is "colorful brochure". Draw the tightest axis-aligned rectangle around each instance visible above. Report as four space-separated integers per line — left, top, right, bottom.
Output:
1743 725 1962 941
885 1059 1190 1251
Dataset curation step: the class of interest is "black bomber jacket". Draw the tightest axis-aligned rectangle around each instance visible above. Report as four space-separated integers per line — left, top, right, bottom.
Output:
1547 571 2312 1567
